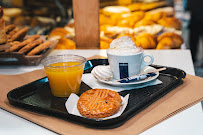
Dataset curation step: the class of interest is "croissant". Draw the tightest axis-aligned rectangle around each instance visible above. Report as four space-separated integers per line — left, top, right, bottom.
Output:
100 33 113 49
134 24 163 36
117 11 145 28
156 32 183 49
117 19 132 28
127 3 142 11
135 33 157 49
134 19 156 28
66 19 74 28
110 12 129 22
144 11 167 22
157 17 182 30
147 7 174 17
100 40 110 49
0 7 7 44
140 1 167 11
100 14 116 26
100 25 119 39
102 6 130 17
49 27 69 38
54 37 76 49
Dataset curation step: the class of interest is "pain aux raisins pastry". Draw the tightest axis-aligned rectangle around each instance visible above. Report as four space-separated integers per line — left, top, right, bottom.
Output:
77 89 122 118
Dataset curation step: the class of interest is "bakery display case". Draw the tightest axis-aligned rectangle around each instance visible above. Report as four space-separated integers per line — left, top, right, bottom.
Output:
0 0 184 50
99 0 183 49
48 0 184 49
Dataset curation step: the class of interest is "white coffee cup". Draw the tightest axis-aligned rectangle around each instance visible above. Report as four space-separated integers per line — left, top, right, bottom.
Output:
107 48 154 80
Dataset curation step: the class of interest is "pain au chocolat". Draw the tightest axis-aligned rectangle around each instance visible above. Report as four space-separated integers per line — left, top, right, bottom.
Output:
77 89 122 118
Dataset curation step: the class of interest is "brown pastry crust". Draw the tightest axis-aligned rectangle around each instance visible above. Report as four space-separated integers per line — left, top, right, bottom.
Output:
100 14 116 26
7 28 18 39
0 7 3 19
127 3 142 11
134 19 155 27
18 38 43 53
117 11 145 28
49 27 69 38
140 1 167 11
135 33 157 49
5 35 40 52
146 7 174 17
144 11 166 22
54 37 76 49
100 40 110 49
0 8 7 44
0 19 7 44
156 32 183 49
157 17 182 30
27 40 54 55
8 27 28 42
157 32 183 42
8 41 20 46
77 89 122 118
5 24 16 34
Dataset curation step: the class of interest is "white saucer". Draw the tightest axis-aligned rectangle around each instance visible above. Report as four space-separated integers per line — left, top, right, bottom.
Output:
96 66 159 86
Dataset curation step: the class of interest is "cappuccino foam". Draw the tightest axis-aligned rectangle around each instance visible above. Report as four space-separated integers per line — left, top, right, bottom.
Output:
107 36 142 55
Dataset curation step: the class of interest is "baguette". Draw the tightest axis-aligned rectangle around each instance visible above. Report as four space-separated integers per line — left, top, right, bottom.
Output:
5 24 16 34
9 27 28 42
7 28 18 39
8 41 20 46
5 35 40 52
18 39 43 53
27 40 54 55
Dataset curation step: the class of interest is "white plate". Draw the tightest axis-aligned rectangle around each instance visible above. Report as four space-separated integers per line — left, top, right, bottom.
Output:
96 66 159 86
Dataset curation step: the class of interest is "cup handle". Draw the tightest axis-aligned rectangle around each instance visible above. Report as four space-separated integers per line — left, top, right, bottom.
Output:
141 54 154 70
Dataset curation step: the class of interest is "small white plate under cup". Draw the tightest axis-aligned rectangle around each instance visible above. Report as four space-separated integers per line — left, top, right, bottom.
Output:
96 66 159 86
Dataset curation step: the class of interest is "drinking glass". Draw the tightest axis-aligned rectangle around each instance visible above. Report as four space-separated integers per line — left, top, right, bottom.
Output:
42 54 86 97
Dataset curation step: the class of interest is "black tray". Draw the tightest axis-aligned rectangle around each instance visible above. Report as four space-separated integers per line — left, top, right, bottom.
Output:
7 59 186 129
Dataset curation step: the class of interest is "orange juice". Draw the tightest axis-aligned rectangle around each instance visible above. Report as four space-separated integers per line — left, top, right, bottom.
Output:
45 62 84 97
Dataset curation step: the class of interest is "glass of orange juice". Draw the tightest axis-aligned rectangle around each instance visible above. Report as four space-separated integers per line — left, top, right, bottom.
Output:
42 54 86 97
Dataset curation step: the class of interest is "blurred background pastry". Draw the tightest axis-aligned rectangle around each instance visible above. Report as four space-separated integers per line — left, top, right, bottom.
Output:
53 37 76 49
0 7 7 44
3 8 22 18
49 27 69 38
49 27 75 49
144 11 167 22
156 32 183 49
127 3 142 11
140 1 168 11
134 24 163 36
146 7 174 17
100 31 113 49
134 19 155 27
102 6 130 16
135 33 157 49
157 17 182 30
117 11 145 28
